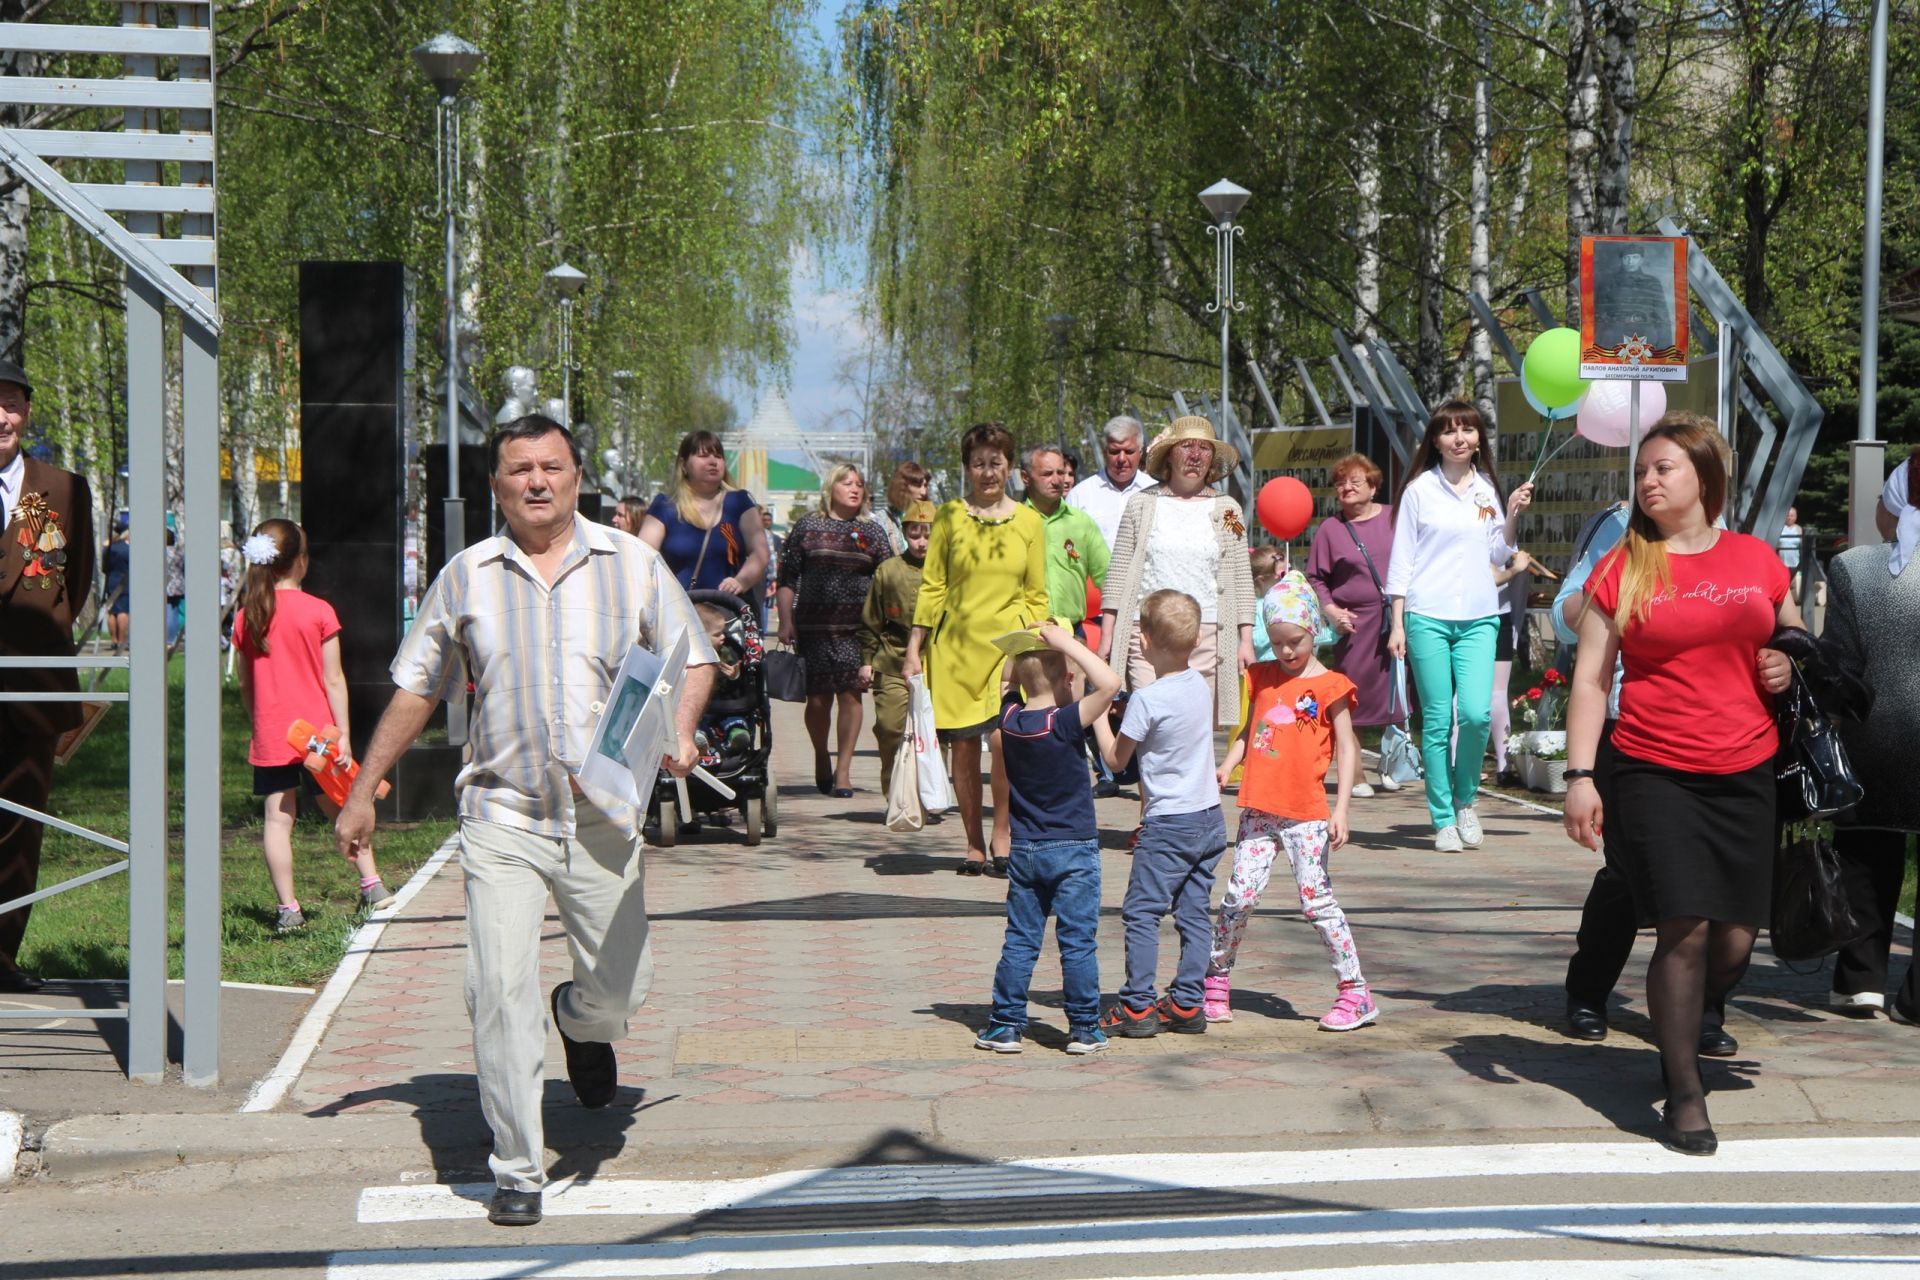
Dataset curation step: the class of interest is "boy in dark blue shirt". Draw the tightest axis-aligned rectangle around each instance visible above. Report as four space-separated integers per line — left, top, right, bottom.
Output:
975 625 1121 1055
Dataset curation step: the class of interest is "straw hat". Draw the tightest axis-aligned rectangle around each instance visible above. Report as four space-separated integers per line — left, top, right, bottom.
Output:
1145 415 1238 483
900 499 937 525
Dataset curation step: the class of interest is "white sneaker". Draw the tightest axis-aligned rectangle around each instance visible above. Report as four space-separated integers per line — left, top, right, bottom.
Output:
1434 825 1464 852
1377 769 1402 792
1457 808 1484 847
1830 990 1885 1017
1351 782 1376 798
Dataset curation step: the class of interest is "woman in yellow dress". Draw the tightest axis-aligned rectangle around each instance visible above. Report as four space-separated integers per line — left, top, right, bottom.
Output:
903 422 1051 876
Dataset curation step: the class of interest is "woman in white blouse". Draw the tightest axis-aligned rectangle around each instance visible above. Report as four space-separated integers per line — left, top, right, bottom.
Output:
1098 416 1256 732
1384 400 1533 851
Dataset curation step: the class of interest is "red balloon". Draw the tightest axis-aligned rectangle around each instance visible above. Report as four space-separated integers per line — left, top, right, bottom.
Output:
1084 580 1102 618
1257 476 1314 540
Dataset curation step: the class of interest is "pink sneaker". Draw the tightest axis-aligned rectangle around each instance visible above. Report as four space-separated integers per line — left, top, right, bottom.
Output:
1318 987 1378 1032
1202 974 1232 1023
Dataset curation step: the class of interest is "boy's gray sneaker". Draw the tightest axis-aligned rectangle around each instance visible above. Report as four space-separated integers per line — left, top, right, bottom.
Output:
274 906 306 933
361 881 398 911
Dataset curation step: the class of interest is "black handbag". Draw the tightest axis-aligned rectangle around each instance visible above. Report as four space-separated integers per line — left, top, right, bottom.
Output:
765 648 807 703
1770 823 1863 963
1774 659 1865 822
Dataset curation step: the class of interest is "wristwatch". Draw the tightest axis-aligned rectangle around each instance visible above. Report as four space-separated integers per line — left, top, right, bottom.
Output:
1563 768 1596 782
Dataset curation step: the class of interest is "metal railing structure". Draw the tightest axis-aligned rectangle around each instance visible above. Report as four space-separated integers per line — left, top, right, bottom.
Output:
0 4 223 1085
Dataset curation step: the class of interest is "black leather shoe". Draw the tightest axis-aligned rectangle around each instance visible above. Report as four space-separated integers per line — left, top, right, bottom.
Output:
1660 1105 1718 1156
488 1188 543 1225
0 969 45 994
1092 779 1120 799
1698 1024 1739 1057
551 983 617 1109
1565 1003 1608 1041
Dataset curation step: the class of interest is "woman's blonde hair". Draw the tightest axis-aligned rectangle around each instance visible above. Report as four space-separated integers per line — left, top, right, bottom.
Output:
817 463 868 517
669 431 737 527
1601 412 1730 630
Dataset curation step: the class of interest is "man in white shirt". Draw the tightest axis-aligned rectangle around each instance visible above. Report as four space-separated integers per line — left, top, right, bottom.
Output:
337 415 715 1227
1068 415 1157 552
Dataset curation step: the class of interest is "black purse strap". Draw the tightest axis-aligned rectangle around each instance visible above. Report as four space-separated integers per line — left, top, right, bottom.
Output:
1340 515 1389 606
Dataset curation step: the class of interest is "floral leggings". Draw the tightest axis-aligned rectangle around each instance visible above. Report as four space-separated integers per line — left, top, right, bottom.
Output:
1209 808 1366 990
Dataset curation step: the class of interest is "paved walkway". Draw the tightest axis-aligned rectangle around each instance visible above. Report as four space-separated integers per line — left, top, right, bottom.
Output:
283 699 1919 1160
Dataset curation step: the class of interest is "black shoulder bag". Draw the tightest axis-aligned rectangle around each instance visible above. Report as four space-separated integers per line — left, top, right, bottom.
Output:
1769 654 1867 963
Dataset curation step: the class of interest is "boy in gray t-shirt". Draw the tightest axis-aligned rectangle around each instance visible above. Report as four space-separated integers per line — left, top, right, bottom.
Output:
1097 590 1228 1037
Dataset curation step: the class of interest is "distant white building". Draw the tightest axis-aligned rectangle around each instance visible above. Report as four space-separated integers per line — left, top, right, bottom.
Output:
727 389 873 530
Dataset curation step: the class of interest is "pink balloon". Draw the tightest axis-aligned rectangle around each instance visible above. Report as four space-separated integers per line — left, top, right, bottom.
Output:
1576 379 1667 448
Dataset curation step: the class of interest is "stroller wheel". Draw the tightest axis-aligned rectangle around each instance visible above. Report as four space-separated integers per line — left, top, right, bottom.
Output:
761 761 778 838
744 794 764 846
655 800 678 848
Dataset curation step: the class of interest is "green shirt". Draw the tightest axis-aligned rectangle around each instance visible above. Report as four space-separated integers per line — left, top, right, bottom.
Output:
1024 498 1110 625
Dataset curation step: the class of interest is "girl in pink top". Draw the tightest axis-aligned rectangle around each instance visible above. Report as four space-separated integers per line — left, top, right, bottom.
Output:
234 520 392 932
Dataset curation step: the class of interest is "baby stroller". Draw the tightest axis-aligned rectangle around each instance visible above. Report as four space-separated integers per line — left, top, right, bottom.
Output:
648 589 777 846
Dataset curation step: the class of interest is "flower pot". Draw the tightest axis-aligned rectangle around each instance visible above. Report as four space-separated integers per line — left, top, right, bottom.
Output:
1536 757 1568 795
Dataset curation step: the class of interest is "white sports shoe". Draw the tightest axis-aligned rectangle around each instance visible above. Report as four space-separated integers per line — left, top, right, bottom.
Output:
1434 825 1464 852
1377 768 1402 792
1830 989 1885 1017
1351 782 1376 798
1457 808 1484 847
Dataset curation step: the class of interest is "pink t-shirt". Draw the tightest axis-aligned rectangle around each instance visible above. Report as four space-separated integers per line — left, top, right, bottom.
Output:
234 588 342 766
1589 531 1788 774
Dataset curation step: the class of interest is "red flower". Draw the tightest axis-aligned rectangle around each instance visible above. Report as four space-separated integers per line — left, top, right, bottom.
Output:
1526 687 1543 700
1543 669 1565 686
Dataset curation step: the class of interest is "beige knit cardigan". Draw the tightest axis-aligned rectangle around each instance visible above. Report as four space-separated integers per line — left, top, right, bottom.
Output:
1103 488 1257 726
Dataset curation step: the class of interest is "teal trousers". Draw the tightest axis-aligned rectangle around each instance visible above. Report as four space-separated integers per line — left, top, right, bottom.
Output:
1405 613 1499 830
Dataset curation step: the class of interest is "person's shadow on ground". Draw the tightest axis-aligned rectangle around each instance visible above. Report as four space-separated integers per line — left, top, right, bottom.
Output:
304 1072 674 1191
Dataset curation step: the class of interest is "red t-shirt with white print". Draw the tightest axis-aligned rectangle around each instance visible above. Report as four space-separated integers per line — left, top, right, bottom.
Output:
1588 530 1788 774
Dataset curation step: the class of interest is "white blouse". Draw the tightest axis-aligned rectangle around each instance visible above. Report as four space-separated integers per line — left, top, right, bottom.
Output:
1140 496 1220 622
1383 467 1517 621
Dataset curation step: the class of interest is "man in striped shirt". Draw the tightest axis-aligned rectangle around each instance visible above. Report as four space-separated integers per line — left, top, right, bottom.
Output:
337 415 715 1227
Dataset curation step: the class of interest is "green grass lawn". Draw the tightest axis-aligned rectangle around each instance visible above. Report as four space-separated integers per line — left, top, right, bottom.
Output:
18 656 454 988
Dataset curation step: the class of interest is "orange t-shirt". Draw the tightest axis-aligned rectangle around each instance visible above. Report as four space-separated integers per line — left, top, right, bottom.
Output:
1238 665 1356 821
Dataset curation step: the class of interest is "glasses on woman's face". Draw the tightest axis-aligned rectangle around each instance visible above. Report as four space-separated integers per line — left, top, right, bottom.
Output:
1334 474 1371 492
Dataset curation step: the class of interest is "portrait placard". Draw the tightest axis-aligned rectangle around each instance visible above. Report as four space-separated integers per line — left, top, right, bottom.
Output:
1580 235 1689 381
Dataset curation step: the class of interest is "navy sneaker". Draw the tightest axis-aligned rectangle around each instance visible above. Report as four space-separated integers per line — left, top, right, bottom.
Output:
1065 1026 1109 1055
974 1023 1024 1053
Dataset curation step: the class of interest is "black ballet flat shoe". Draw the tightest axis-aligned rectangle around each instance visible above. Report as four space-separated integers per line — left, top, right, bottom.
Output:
1565 1003 1608 1042
1660 1104 1718 1156
1698 1024 1739 1057
985 856 1009 879
956 858 985 876
832 786 854 799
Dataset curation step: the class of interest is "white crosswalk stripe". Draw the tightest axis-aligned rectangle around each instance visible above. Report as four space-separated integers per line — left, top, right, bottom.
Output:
356 1136 1920 1222
334 1137 1920 1278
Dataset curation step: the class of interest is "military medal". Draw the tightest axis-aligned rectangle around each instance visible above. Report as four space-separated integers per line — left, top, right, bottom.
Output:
14 493 64 590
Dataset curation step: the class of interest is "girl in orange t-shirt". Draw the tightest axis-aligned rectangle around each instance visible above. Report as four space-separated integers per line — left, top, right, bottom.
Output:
1208 572 1375 1032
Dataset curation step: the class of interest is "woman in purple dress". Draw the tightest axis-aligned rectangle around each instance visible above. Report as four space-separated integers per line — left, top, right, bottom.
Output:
1306 453 1398 795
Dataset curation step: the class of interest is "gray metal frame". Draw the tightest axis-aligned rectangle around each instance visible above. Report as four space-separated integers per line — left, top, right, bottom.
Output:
0 4 223 1086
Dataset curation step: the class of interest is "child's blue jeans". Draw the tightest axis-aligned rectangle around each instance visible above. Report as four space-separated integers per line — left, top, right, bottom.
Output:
1120 806 1227 1011
990 837 1102 1029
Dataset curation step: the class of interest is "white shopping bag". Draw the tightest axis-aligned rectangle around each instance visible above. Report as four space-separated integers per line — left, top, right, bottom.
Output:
885 731 923 832
909 675 953 815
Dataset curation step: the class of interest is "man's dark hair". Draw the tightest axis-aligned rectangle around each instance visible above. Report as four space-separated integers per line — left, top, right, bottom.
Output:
488 414 583 475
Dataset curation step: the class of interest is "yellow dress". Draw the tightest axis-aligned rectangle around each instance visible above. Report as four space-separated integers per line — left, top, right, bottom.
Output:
912 500 1051 731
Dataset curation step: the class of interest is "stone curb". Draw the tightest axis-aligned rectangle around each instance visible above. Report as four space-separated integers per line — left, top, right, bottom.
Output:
0 1109 21 1182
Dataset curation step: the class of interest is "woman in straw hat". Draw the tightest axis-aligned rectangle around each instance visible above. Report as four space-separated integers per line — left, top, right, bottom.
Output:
1097 415 1256 730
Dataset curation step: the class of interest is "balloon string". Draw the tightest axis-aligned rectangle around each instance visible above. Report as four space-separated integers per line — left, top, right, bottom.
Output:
1524 425 1579 489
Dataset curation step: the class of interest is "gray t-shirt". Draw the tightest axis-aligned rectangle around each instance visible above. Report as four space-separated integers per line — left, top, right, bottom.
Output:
1119 667 1221 819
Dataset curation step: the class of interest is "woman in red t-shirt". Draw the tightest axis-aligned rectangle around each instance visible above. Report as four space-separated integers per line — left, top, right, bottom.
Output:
235 520 394 933
1564 415 1797 1156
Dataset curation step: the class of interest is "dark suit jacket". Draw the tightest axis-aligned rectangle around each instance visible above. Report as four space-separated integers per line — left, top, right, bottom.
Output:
0 456 95 738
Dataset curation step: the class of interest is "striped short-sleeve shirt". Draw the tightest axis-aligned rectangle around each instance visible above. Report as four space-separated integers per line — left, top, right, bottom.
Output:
392 515 716 839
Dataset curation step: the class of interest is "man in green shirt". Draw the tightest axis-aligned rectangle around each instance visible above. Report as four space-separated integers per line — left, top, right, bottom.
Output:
1022 444 1110 628
1022 444 1119 796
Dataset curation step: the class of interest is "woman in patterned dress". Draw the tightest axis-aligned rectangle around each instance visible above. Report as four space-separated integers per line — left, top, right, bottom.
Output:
902 423 1051 876
777 464 893 797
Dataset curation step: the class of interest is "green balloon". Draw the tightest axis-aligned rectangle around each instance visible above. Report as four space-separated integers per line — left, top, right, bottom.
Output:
1522 327 1587 410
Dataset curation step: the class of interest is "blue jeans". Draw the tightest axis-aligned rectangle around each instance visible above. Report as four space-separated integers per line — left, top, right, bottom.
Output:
1120 806 1227 1010
990 838 1103 1029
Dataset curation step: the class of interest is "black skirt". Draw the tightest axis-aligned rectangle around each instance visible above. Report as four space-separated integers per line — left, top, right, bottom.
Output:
1610 751 1776 927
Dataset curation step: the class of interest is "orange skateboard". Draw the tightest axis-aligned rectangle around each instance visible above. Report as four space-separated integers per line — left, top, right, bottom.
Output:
287 719 389 807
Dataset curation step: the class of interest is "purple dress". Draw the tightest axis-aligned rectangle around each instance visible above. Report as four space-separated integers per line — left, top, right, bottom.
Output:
1306 505 1397 726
